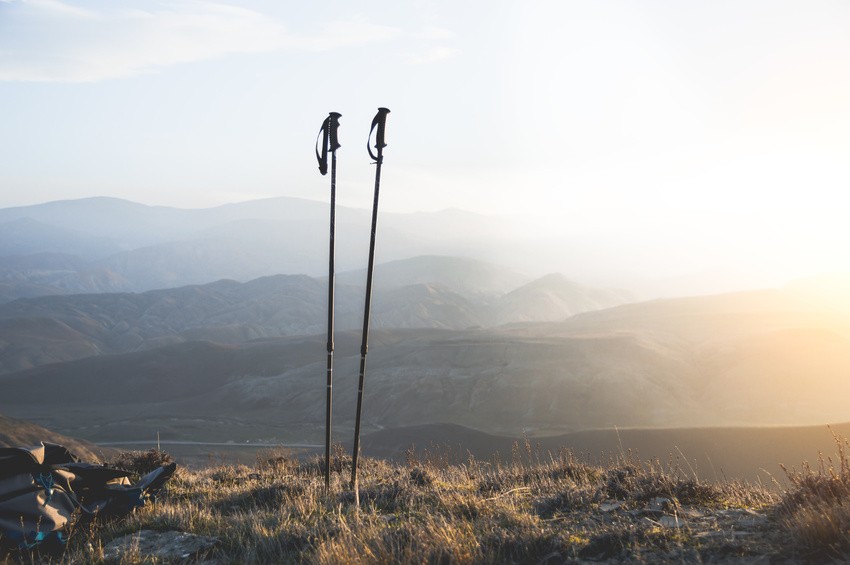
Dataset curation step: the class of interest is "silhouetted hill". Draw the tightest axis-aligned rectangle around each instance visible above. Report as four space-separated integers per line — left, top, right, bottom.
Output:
0 275 344 373
0 253 87 271
0 253 131 303
3 285 850 445
368 284 487 330
336 255 529 300
491 273 633 324
0 196 269 250
0 413 110 462
0 217 121 259
361 422 850 484
95 216 424 289
0 197 521 298
0 258 627 373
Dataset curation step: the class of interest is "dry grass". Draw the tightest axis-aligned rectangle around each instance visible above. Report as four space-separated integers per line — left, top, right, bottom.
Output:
109 449 175 477
4 439 850 563
776 430 850 560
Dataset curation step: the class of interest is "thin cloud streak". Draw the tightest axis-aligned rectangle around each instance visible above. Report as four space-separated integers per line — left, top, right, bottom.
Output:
405 46 457 65
22 0 96 18
0 1 403 82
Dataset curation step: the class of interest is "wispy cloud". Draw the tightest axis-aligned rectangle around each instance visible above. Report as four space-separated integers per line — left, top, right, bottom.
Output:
406 46 457 65
0 1 403 82
295 18 403 51
20 0 96 18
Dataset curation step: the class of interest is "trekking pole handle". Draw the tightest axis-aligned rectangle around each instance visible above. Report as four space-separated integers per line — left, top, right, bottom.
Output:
367 107 390 163
315 111 342 176
327 112 341 153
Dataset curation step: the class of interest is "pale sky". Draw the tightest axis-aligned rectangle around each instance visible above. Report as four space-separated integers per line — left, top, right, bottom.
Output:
2 1 850 286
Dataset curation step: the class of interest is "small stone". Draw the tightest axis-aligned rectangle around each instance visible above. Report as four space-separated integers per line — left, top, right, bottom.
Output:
716 508 759 518
659 515 684 528
736 516 766 528
103 530 219 562
599 500 623 512
648 497 672 512
678 507 704 519
631 507 663 518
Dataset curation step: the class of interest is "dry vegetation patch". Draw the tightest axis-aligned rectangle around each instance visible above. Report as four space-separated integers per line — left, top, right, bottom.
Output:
4 440 850 563
775 433 850 560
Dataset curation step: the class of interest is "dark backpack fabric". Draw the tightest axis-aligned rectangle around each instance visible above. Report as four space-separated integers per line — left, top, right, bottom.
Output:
0 442 177 553
0 442 80 550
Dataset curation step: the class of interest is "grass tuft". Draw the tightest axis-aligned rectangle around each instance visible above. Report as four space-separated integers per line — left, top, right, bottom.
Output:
109 448 173 477
776 431 850 558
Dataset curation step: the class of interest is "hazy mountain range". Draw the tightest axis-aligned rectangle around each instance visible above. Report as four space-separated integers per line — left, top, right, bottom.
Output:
0 255 631 374
2 196 849 458
0 197 524 300
2 279 849 446
0 196 769 302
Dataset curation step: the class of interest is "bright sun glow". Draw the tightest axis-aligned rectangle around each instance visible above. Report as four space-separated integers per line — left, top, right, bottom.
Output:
1 0 849 289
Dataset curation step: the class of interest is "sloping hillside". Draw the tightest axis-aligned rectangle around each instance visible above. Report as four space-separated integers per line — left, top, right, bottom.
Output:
361 421 850 483
0 413 110 462
336 255 529 300
0 197 520 297
0 217 122 259
0 257 626 373
2 286 850 445
491 273 633 324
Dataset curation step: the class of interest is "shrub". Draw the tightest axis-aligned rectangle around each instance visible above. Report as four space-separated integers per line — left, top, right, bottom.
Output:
110 449 173 476
776 432 850 558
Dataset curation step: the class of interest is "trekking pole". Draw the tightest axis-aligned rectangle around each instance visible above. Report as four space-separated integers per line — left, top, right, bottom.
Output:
315 111 341 490
351 107 390 504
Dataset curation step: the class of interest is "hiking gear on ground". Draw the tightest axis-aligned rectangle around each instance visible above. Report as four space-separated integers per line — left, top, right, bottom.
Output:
0 442 176 555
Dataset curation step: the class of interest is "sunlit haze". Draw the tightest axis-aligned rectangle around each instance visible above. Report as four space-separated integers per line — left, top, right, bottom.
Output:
2 0 849 291
7 4 850 520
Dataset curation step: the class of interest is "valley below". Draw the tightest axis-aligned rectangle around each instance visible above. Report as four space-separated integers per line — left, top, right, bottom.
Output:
2 197 850 487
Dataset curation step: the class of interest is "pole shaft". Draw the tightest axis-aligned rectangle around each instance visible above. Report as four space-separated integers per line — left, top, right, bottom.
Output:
350 157 383 494
324 151 337 490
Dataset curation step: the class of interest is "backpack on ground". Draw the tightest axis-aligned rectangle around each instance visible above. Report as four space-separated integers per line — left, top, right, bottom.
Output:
0 442 177 554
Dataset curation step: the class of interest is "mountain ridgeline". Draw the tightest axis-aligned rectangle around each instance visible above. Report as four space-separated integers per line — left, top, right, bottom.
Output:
1 278 850 445
2 197 850 458
0 197 522 301
0 257 631 374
